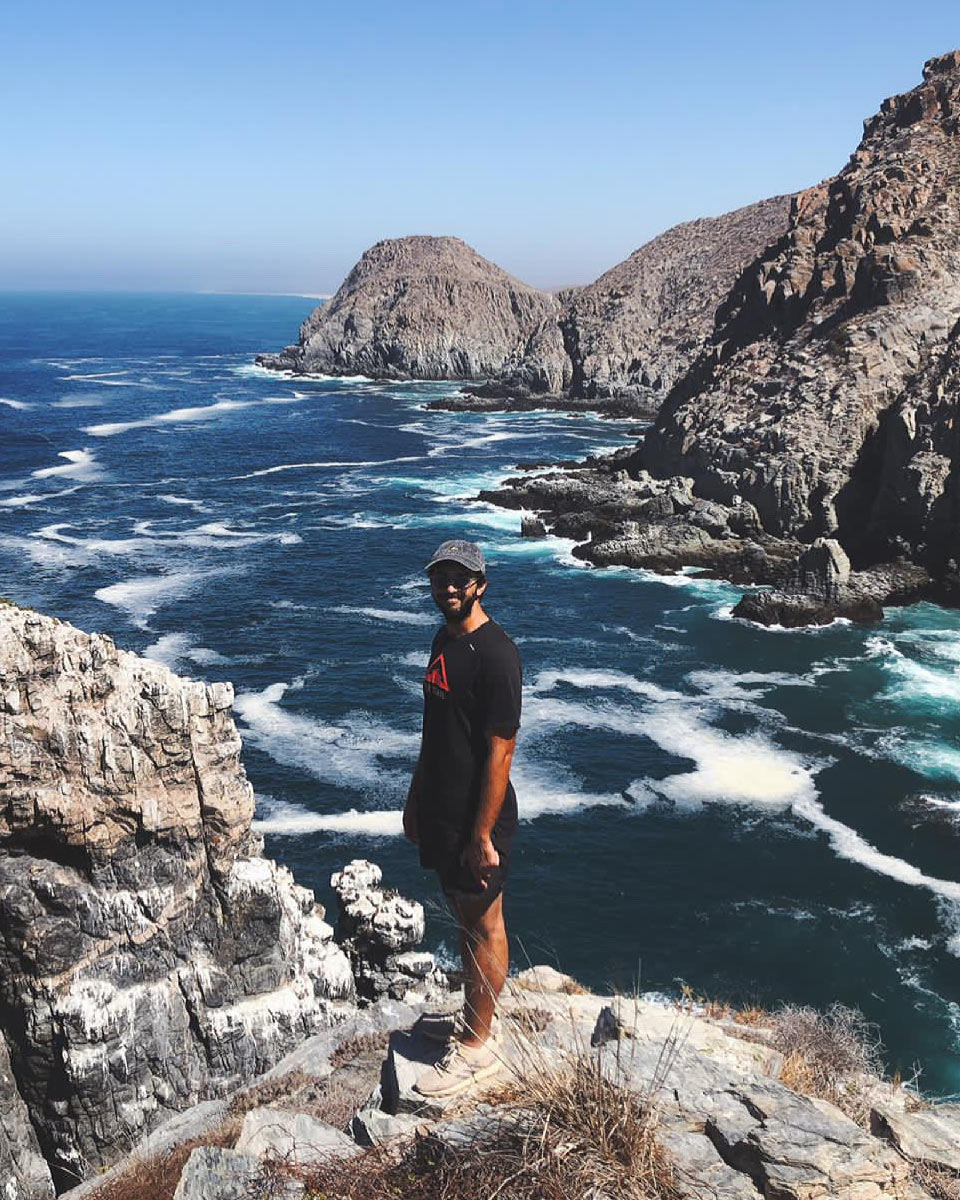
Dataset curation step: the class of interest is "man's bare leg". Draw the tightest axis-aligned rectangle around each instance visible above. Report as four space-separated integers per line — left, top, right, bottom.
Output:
449 891 507 1047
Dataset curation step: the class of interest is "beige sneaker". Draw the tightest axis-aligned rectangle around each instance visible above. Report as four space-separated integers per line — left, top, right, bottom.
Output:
414 1038 503 1098
419 1009 502 1045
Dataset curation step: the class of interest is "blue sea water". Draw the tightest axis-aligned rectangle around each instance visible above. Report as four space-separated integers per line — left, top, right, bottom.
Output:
2 292 960 1094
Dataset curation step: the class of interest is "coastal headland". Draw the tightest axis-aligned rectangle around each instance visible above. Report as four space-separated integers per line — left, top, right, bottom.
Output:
260 50 960 628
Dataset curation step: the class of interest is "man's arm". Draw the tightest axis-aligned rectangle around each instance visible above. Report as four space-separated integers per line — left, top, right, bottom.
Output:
462 732 516 887
403 757 422 844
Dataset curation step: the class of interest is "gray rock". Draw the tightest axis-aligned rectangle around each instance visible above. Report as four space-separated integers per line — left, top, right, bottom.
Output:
0 604 355 1187
659 1127 759 1199
350 1105 422 1147
172 1146 268 1200
331 859 447 1005
591 1005 621 1048
257 236 569 390
0 1029 54 1199
236 1107 358 1166
871 1099 960 1172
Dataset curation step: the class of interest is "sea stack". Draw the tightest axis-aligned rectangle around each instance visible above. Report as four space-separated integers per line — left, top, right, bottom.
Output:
257 235 570 390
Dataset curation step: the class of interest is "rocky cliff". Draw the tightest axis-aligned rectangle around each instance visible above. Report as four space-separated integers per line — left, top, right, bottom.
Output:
257 203 792 416
257 235 570 389
0 602 356 1194
489 50 960 623
643 50 960 567
510 194 793 406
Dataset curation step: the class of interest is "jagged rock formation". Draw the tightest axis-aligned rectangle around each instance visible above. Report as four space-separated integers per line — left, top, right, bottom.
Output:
525 194 793 404
258 203 792 417
485 50 960 624
643 50 960 568
331 860 447 1005
0 603 354 1194
257 235 570 389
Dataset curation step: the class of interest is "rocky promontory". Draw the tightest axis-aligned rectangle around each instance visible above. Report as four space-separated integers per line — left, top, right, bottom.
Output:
487 50 960 624
256 236 570 390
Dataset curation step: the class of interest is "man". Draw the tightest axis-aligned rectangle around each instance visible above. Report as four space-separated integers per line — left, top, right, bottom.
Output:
403 539 521 1098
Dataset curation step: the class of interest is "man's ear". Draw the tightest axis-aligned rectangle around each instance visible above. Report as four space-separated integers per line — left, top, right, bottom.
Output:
476 575 488 599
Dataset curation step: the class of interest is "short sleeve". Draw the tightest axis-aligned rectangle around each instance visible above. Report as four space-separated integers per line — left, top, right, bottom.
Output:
481 636 522 738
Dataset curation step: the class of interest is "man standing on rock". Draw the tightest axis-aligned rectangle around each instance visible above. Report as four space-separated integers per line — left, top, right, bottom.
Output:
403 539 521 1098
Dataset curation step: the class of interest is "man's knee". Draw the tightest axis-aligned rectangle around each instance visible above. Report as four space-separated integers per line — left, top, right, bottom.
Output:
452 891 504 938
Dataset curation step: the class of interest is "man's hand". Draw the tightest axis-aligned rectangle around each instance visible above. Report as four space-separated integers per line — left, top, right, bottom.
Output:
461 835 500 889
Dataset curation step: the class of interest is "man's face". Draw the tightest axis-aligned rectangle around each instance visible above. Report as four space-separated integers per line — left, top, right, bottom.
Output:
429 561 486 621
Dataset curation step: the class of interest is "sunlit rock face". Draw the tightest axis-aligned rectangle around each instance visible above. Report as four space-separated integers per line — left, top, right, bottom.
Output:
644 50 960 568
258 235 570 390
0 604 354 1192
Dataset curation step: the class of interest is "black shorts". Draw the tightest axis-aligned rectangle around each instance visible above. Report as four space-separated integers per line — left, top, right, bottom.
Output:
437 826 514 901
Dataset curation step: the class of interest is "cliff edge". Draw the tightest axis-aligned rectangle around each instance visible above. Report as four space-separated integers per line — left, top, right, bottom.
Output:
0 603 355 1194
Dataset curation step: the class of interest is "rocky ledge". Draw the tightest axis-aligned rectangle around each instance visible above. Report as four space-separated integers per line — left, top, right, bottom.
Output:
70 960 960 1200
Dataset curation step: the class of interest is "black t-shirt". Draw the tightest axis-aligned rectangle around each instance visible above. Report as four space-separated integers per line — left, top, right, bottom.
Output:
417 618 521 869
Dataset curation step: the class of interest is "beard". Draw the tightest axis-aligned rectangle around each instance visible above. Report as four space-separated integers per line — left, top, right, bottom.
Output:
434 589 480 621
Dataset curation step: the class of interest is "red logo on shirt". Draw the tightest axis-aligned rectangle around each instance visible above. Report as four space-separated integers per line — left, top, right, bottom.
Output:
424 653 450 693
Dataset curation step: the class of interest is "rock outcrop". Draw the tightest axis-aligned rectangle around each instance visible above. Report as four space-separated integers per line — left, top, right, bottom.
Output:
0 603 355 1193
258 203 792 418
257 235 569 389
643 50 960 563
86 961 958 1200
331 860 447 1006
486 50 960 624
529 193 793 405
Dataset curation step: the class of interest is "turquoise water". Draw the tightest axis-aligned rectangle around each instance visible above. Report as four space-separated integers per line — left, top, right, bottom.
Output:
1 292 959 1094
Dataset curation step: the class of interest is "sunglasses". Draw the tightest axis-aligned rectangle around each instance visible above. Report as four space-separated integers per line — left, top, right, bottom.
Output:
429 569 481 591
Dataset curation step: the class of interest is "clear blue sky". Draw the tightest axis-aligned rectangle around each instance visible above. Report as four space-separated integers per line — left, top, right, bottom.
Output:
3 0 959 293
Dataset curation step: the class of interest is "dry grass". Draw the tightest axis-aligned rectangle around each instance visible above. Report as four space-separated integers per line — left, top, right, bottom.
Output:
330 1030 391 1070
83 1119 241 1200
912 1161 960 1200
284 1058 679 1200
272 996 683 1200
766 1004 886 1126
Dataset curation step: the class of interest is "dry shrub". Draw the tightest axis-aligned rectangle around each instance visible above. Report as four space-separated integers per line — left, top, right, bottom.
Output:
768 1004 884 1126
912 1161 960 1200
229 1068 314 1117
84 1119 241 1200
282 1038 680 1200
330 1030 391 1069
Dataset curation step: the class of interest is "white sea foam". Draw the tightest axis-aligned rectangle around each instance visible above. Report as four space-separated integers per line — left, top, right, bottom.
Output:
83 396 299 437
686 669 814 703
233 680 418 789
159 494 210 512
230 454 424 480
143 632 196 671
51 398 105 408
0 397 33 410
253 797 404 838
31 449 103 481
0 489 82 508
95 569 227 627
330 605 435 626
529 667 684 703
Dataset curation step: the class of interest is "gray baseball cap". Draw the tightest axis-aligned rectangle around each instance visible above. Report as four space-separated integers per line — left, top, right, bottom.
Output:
425 539 486 575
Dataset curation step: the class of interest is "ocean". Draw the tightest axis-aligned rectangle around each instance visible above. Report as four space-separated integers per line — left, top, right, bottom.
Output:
2 291 959 1095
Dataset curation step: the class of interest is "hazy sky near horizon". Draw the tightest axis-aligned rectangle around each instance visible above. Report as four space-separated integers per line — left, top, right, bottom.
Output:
4 1 960 294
